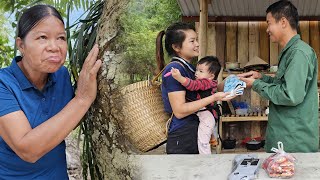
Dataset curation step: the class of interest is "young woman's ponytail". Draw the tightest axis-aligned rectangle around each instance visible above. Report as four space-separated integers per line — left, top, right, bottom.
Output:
156 30 165 73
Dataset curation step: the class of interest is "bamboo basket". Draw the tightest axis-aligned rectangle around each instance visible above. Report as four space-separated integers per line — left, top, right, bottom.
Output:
119 76 169 152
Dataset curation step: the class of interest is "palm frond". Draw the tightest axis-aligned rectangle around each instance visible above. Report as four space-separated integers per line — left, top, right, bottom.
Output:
68 1 104 179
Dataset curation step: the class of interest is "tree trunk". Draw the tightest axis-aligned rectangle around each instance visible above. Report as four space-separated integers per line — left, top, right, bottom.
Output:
87 0 139 179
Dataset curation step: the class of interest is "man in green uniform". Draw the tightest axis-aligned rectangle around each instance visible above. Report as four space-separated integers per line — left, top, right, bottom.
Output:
239 0 319 152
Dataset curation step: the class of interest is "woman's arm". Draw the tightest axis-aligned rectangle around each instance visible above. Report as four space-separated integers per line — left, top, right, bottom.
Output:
0 45 101 163
0 98 92 163
169 90 229 119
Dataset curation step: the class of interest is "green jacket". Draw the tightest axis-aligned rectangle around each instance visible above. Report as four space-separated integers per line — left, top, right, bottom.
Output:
253 35 319 152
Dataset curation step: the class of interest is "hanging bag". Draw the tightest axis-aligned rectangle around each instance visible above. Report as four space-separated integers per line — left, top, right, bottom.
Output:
119 60 170 152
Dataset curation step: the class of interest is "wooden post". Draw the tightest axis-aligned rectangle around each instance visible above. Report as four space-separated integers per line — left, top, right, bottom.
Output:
199 0 208 59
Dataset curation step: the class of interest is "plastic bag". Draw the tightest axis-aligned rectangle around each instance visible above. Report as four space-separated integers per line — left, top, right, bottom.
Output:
262 142 296 178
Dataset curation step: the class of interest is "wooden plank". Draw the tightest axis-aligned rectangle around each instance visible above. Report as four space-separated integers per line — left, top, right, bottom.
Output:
216 22 226 67
248 21 261 138
250 89 261 138
237 22 249 68
227 101 235 115
260 121 268 139
207 22 216 56
226 22 237 63
260 99 269 113
300 21 310 44
249 22 259 60
270 41 279 66
221 116 268 122
310 21 320 80
251 121 261 138
259 22 269 63
199 0 208 58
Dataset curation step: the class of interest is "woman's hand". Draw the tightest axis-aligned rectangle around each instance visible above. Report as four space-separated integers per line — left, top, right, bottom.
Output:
75 44 102 105
213 92 234 101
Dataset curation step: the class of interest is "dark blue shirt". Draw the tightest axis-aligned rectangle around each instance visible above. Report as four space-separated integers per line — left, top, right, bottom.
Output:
161 57 198 132
0 56 73 179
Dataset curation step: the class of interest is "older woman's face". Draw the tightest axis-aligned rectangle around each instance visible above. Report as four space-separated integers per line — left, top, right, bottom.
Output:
17 16 67 73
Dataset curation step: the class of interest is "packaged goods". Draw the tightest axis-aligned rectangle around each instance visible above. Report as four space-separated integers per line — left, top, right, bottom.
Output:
262 142 296 178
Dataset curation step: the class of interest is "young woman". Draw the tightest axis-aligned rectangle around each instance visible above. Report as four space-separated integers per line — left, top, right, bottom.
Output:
156 22 232 154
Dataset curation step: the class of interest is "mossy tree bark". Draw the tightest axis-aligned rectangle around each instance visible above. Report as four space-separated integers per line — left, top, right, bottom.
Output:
86 0 139 179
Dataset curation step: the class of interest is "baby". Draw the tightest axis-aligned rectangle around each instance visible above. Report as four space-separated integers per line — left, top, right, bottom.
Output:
170 56 222 154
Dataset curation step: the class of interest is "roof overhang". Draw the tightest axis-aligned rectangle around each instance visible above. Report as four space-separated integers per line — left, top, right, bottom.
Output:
177 0 320 22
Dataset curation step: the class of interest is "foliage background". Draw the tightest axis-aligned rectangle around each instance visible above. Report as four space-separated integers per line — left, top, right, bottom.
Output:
119 0 181 83
0 12 13 68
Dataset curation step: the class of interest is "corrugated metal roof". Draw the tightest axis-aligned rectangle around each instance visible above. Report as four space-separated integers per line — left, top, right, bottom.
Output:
177 0 320 21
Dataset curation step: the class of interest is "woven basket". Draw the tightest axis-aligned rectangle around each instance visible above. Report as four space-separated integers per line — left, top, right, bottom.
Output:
119 79 169 152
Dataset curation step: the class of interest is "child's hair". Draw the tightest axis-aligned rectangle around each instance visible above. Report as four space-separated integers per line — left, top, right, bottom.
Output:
198 56 221 80
156 22 196 71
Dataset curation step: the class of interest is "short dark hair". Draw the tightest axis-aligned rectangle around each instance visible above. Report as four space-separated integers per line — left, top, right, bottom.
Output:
164 22 195 57
18 4 64 40
266 0 298 30
198 56 221 80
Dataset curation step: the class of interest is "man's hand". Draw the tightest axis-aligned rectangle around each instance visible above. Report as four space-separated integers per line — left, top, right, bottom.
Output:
237 71 262 79
239 77 255 88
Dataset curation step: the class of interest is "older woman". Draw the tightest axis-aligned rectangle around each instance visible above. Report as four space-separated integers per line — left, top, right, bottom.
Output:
0 4 101 179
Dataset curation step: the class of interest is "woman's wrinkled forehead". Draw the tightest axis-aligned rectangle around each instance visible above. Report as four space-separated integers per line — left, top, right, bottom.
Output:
18 5 64 39
27 16 66 35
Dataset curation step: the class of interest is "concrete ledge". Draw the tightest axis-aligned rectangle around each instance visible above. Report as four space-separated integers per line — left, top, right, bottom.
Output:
131 153 320 180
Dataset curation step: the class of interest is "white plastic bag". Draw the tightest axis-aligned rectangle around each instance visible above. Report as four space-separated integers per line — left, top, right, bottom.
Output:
262 142 296 178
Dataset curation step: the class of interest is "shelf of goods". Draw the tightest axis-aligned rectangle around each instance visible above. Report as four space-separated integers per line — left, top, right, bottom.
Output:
215 112 268 154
